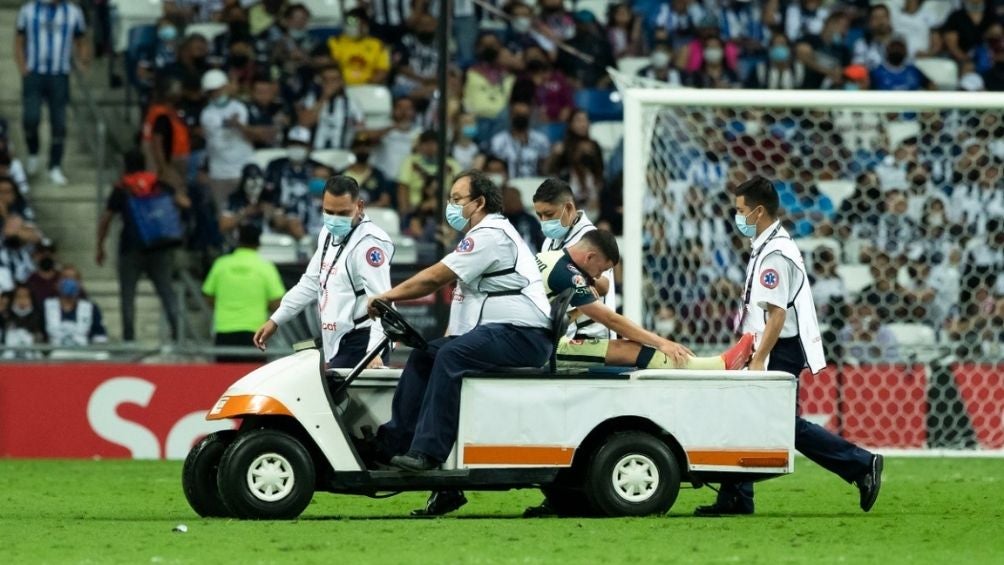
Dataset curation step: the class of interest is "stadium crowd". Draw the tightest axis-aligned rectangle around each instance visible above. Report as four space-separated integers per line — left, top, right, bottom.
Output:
1 0 1003 361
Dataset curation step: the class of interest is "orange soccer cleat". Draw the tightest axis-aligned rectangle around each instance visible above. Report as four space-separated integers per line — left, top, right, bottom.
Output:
722 333 755 370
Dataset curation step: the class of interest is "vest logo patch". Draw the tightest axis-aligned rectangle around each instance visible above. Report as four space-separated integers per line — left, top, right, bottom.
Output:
760 268 779 289
366 247 385 267
457 237 475 253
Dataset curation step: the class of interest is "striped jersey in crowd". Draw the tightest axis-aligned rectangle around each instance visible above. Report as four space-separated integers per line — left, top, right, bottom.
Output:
16 0 86 75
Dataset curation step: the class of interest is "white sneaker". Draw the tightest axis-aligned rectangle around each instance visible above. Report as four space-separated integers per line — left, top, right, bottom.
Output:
48 167 68 186
26 155 39 175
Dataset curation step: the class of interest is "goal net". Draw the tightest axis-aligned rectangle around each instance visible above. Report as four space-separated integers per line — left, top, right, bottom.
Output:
621 89 1004 454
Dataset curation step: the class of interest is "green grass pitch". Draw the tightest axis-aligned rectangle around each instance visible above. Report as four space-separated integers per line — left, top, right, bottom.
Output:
2 457 1001 564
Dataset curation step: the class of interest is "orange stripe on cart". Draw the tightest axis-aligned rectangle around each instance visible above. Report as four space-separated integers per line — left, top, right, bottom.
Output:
206 395 292 420
686 449 789 468
464 445 576 466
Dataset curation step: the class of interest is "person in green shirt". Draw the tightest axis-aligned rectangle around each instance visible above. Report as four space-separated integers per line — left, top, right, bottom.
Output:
202 224 286 362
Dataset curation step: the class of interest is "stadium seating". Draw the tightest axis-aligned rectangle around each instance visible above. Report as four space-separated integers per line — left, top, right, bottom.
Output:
185 22 226 40
258 232 299 264
816 179 856 207
311 149 356 172
252 148 289 171
915 57 959 90
836 264 874 295
302 0 352 26
508 177 548 210
589 121 624 161
111 0 163 52
616 57 650 78
367 208 402 236
309 26 342 43
574 89 624 122
346 85 393 129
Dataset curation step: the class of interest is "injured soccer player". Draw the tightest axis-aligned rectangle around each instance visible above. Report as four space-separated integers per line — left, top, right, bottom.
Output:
540 229 753 371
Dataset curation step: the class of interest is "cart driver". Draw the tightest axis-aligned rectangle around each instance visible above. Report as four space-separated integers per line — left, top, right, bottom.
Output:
365 171 554 478
540 229 753 371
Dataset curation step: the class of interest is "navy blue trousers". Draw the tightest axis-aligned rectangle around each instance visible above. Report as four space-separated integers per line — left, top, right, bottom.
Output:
717 337 874 510
378 323 551 462
328 328 389 368
22 73 69 167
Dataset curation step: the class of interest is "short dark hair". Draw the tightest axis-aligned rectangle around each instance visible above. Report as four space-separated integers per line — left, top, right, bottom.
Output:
123 149 146 173
579 229 620 266
324 174 360 200
732 175 779 215
238 223 262 248
418 129 438 145
455 170 503 213
346 7 369 23
532 178 574 204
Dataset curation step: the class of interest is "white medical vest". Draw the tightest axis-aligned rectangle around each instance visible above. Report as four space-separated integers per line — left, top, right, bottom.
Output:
44 298 94 347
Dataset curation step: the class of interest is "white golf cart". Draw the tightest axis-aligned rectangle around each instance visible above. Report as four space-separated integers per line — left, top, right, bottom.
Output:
183 300 797 519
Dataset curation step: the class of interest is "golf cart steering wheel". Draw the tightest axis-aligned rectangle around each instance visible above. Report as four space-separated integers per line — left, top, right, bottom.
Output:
372 299 428 351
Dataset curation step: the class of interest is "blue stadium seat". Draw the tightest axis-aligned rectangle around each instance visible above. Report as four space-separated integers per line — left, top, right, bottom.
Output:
574 89 623 122
539 122 567 144
309 26 341 43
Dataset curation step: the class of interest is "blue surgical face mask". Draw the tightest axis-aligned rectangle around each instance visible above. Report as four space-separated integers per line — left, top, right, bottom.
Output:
158 25 178 42
734 208 760 238
445 202 470 231
461 124 478 139
323 212 354 238
769 45 790 63
308 178 326 196
540 207 571 240
58 278 81 298
212 94 230 107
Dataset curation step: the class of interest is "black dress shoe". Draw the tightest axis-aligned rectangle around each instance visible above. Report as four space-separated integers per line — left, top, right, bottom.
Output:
694 500 754 517
411 490 467 517
522 499 555 518
856 454 884 512
390 451 440 471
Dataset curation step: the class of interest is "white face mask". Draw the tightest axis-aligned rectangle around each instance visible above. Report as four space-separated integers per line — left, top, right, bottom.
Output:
512 17 532 33
288 146 309 162
651 51 671 69
487 173 507 188
704 47 724 64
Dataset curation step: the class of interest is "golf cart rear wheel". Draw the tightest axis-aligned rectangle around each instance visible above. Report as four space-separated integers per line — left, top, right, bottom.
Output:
584 431 681 517
182 430 237 518
217 429 316 520
540 485 597 517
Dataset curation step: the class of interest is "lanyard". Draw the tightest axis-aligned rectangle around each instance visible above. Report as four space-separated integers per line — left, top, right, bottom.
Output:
550 212 582 251
742 222 783 306
318 220 365 292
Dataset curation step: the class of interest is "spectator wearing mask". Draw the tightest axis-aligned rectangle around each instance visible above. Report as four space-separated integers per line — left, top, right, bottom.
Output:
0 176 41 292
25 244 58 304
222 37 260 96
838 303 901 364
683 36 740 88
869 36 934 91
396 130 461 216
653 0 705 48
853 5 896 68
638 41 683 85
246 75 290 149
490 101 550 178
220 164 279 241
451 112 482 171
212 3 253 57
547 109 603 175
891 0 947 58
561 139 605 219
746 32 806 89
257 3 315 69
680 15 741 75
14 0 90 186
96 150 183 342
392 13 443 100
203 224 285 362
558 10 615 88
344 135 394 207
722 0 774 66
464 34 515 142
249 0 288 36
796 12 852 89
371 97 423 181
43 273 107 347
328 8 390 86
136 17 181 96
297 64 364 151
606 2 644 59
200 69 257 208
2 284 44 359
942 0 997 66
503 1 556 62
281 164 334 239
516 46 574 125
164 33 210 96
265 126 324 211
483 155 511 191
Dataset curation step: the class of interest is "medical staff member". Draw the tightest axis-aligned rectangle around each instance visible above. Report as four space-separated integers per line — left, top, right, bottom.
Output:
695 176 883 517
532 179 616 339
370 171 553 473
253 176 394 368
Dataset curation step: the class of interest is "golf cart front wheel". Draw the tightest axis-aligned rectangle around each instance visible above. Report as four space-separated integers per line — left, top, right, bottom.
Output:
217 429 316 520
584 431 681 517
182 430 237 518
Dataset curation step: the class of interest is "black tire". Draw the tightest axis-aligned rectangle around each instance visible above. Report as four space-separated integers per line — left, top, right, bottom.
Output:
216 429 316 520
182 430 237 518
584 431 681 517
540 485 598 517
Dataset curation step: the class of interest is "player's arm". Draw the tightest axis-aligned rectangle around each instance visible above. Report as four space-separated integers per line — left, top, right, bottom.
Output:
578 302 693 363
593 274 610 297
368 262 455 316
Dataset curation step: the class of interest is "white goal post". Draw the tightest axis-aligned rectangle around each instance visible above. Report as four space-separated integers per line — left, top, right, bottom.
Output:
620 89 1004 454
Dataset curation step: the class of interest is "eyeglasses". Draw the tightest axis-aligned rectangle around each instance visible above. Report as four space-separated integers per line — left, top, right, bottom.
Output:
448 194 474 205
